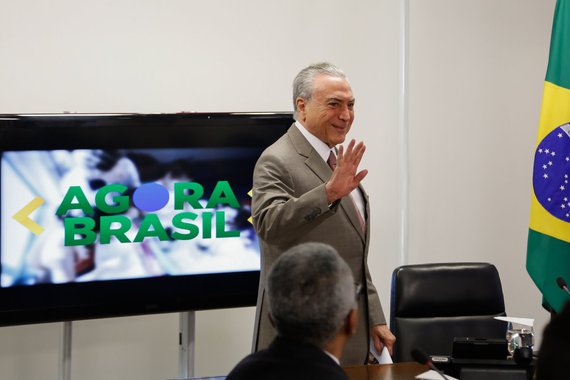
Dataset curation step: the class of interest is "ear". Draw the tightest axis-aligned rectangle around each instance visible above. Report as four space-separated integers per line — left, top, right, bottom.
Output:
268 312 276 328
344 309 358 336
296 97 307 119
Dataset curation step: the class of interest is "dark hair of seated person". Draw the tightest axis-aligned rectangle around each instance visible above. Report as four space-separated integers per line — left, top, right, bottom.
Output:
534 301 570 380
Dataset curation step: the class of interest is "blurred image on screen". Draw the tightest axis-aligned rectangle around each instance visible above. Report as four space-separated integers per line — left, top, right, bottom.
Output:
1 148 261 288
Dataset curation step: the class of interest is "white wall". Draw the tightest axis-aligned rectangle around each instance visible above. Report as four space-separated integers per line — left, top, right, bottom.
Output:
0 0 556 379
407 0 555 350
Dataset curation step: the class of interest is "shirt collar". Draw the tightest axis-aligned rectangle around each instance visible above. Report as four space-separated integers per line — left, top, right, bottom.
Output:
323 349 341 365
294 121 335 161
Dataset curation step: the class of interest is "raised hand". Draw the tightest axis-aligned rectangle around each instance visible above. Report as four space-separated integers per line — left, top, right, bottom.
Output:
325 139 368 203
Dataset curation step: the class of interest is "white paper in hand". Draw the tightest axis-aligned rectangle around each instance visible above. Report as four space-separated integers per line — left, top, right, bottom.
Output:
415 369 459 380
369 338 393 364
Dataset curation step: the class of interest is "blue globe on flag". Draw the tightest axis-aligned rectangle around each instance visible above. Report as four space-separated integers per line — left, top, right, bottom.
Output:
533 122 570 222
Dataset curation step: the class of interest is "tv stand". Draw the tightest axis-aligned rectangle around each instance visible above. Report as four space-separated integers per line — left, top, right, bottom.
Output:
58 312 196 380
178 311 196 379
59 321 72 380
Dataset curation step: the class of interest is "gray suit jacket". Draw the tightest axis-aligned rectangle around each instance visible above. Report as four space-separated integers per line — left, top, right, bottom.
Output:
251 124 386 365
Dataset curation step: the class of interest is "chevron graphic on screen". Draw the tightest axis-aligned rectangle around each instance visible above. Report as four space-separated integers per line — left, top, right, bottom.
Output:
12 196 46 235
247 189 253 224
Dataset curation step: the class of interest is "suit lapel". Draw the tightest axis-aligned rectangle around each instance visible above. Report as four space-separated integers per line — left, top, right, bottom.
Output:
287 126 330 182
287 126 367 242
341 191 366 242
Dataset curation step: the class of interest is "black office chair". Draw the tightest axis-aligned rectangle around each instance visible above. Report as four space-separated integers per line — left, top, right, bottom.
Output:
390 262 508 362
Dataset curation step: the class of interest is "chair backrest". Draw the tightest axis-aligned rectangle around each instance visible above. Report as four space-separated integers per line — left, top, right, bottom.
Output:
390 262 507 362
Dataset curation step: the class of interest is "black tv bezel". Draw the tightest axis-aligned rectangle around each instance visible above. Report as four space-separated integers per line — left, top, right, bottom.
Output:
0 112 293 326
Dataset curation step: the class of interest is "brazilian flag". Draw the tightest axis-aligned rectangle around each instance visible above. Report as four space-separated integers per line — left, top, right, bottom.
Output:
527 0 570 313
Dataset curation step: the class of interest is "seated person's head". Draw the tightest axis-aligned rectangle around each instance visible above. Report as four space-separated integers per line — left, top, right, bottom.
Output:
267 242 357 348
535 301 570 379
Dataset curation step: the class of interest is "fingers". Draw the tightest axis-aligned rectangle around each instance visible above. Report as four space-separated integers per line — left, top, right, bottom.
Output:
355 169 368 183
372 324 396 356
374 336 384 353
380 329 396 356
353 142 365 165
338 139 366 166
385 338 395 356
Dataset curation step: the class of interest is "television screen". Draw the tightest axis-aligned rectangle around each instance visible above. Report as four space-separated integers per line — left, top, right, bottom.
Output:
0 112 293 326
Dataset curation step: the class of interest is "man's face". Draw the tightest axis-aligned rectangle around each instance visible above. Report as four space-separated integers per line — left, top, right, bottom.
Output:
297 74 355 148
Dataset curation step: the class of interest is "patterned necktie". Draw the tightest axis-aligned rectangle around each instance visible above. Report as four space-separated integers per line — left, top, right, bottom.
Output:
327 150 337 170
327 150 366 233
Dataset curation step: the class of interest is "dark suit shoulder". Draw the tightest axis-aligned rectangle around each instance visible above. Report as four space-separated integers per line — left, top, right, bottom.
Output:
226 337 348 380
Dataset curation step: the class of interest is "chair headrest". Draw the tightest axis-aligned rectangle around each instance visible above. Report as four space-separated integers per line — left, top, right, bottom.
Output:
391 262 505 318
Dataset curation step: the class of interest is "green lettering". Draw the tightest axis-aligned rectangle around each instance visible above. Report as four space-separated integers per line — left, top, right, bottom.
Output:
206 181 240 208
174 182 204 210
99 215 131 244
56 186 94 216
201 211 212 238
95 184 129 214
133 214 169 242
64 217 96 246
171 212 200 240
215 211 240 238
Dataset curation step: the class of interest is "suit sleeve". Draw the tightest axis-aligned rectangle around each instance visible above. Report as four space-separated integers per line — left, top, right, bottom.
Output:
365 260 387 325
252 150 338 245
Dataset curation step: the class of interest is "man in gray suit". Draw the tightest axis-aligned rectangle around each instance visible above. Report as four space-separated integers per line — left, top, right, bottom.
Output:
251 62 395 365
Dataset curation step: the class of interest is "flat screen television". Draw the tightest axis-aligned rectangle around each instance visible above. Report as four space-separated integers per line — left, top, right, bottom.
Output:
0 112 293 326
